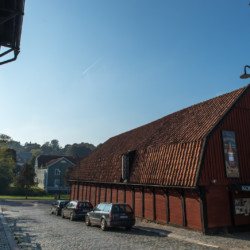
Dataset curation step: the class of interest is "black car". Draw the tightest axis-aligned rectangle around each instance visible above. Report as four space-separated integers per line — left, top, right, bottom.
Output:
85 203 135 231
61 200 93 221
51 200 69 216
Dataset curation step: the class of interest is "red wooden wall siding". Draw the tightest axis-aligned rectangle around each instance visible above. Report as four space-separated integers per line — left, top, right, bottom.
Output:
199 89 250 186
90 185 96 205
100 187 105 203
135 189 142 217
70 184 206 231
118 189 124 203
106 187 112 203
155 190 167 223
206 186 231 228
126 189 133 209
169 193 182 226
78 184 83 201
84 185 88 201
184 190 202 230
144 188 154 220
112 188 117 203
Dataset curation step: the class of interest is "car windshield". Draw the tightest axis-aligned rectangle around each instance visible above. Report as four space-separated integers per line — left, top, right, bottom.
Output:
112 204 132 214
60 201 68 207
78 202 92 209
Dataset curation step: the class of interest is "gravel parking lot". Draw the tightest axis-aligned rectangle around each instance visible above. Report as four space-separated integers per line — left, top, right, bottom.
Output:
0 199 218 250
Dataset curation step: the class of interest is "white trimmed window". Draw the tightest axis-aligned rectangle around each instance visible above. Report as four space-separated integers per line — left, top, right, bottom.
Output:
55 169 60 175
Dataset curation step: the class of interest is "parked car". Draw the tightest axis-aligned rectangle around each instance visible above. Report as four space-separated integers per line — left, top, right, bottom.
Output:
51 200 69 216
61 200 93 221
85 203 135 231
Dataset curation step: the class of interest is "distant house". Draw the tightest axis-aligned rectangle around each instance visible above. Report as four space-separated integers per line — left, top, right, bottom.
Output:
16 152 32 166
35 155 76 193
70 85 250 233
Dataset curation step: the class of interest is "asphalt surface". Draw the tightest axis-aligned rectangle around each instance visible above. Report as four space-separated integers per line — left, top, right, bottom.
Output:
1 199 250 249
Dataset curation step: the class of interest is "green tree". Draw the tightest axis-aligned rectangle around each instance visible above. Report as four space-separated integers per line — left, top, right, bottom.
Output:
15 163 36 197
0 134 12 144
30 148 42 157
29 155 37 168
41 141 51 154
64 164 74 186
51 139 60 151
65 143 95 158
0 146 16 193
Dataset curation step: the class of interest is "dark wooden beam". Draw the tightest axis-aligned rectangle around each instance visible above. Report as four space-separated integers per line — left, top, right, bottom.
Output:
124 186 126 203
98 185 101 204
104 186 107 202
142 187 145 218
199 187 208 234
89 185 91 201
153 187 156 221
94 184 97 206
132 188 135 211
116 186 118 203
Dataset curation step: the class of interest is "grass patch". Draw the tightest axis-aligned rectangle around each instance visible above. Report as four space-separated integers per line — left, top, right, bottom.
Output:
0 184 70 200
0 194 70 200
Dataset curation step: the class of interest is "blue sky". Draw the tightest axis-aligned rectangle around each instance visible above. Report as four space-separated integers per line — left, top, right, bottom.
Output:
0 0 250 147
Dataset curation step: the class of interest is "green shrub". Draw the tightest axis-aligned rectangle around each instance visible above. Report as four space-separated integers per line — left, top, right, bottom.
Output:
2 185 46 196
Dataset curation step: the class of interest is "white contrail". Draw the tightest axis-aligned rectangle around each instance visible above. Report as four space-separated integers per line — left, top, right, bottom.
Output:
82 58 101 76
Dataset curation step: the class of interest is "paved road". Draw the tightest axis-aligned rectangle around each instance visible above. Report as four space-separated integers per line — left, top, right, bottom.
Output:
0 199 217 250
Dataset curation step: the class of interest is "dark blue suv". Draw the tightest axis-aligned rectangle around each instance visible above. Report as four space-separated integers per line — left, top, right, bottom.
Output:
85 203 135 231
61 200 93 221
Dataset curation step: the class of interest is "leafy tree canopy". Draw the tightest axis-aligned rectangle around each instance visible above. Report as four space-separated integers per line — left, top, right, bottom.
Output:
5 137 96 160
0 146 16 193
15 163 35 189
0 133 12 144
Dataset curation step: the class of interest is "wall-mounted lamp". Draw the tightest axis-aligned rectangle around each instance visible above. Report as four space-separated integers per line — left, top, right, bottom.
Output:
240 65 250 79
211 179 216 184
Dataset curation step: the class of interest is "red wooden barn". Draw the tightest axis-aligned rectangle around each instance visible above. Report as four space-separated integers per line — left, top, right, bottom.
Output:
70 85 250 233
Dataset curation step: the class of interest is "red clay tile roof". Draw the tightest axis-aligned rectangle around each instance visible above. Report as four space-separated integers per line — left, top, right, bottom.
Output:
71 85 249 187
37 155 76 168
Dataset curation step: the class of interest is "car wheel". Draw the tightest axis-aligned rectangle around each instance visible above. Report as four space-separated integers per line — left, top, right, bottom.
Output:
70 213 74 221
101 219 106 231
85 216 91 226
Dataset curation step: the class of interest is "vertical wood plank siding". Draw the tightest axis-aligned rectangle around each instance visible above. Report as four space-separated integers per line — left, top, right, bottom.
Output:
106 187 111 203
169 192 182 226
206 186 231 228
155 189 167 223
78 184 83 201
135 188 142 217
71 183 204 231
118 189 124 203
90 185 96 205
144 188 154 220
185 190 202 230
100 187 105 203
199 89 250 186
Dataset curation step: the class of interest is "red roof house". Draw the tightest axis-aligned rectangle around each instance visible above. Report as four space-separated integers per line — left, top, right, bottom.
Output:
70 85 250 233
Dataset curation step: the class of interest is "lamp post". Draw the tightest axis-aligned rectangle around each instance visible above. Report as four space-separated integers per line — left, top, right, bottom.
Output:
240 65 250 79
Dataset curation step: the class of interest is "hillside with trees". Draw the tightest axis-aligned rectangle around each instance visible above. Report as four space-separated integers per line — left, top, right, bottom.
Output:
0 133 97 194
2 138 96 159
